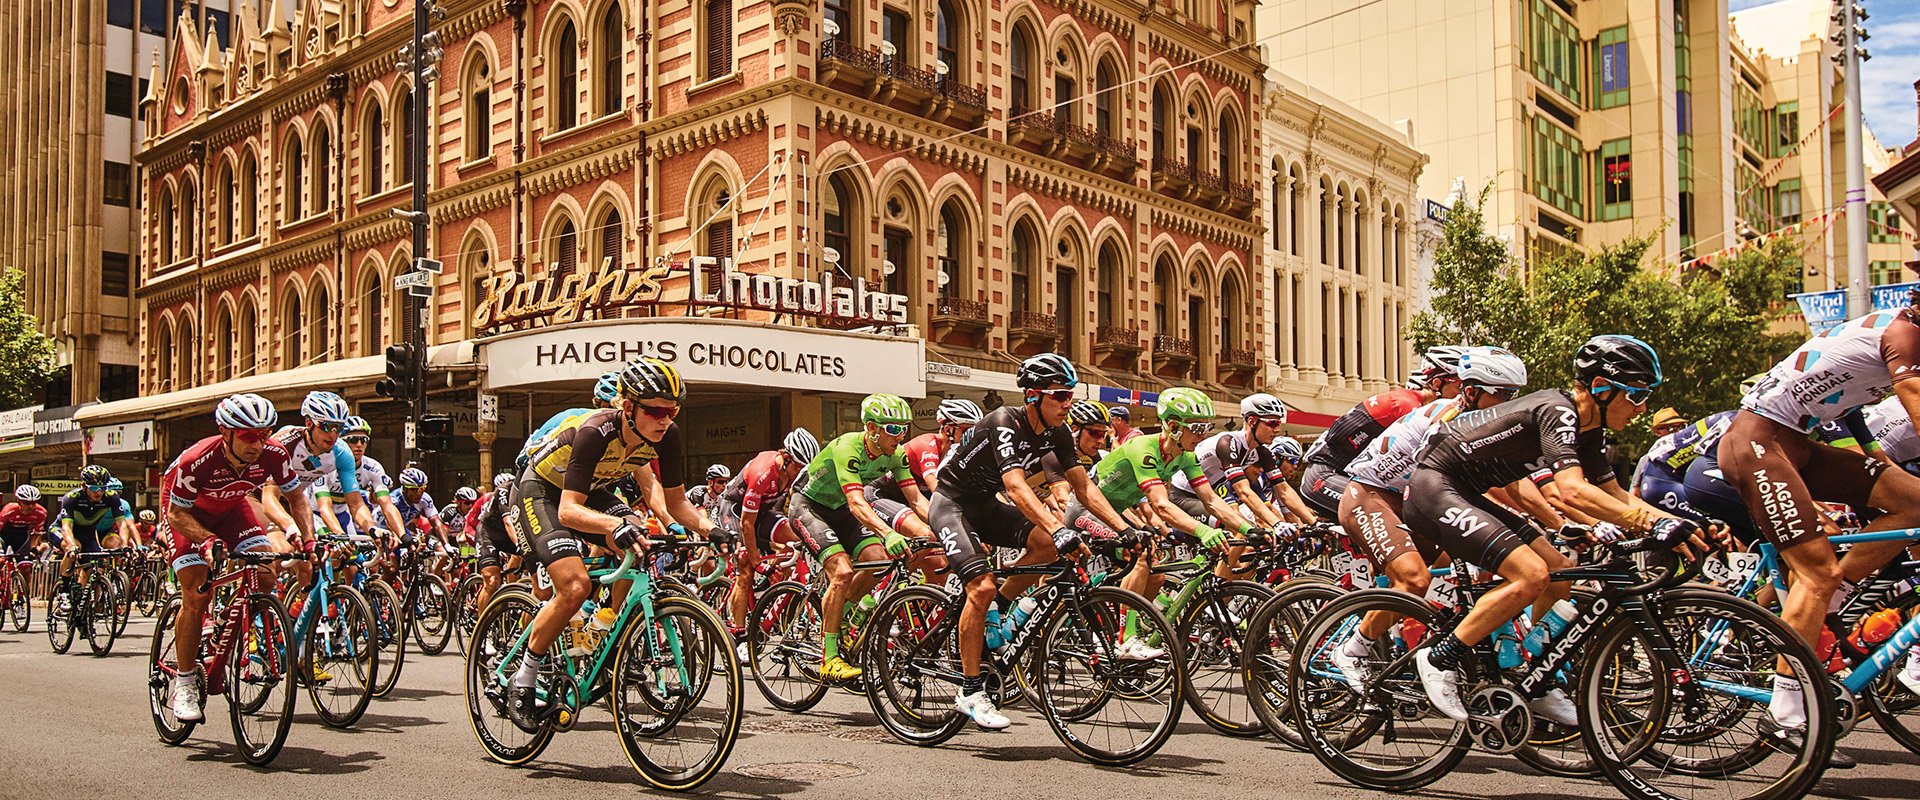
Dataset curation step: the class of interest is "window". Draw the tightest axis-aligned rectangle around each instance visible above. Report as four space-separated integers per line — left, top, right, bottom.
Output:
1151 84 1171 160
596 208 624 271
1774 101 1798 156
363 101 383 193
937 201 964 297
1009 24 1033 112
102 252 130 296
554 18 580 128
109 0 134 28
1871 202 1902 244
702 0 732 81
99 364 137 403
466 58 492 161
556 219 579 276
1218 112 1237 182
936 0 961 80
1593 26 1628 108
882 8 910 64
140 0 164 33
1058 265 1078 357
1528 0 1582 104
1675 90 1692 134
1186 121 1202 169
599 3 624 114
1596 138 1631 221
1734 81 1767 153
104 161 132 206
1055 75 1078 124
825 0 852 43
1529 116 1584 218
1097 243 1120 329
395 86 413 185
1011 222 1035 312
283 290 305 367
1873 261 1904 287
1220 274 1240 355
1095 60 1117 137
237 154 256 237
359 269 383 356
306 284 330 361
157 186 174 264
1776 178 1802 225
205 8 230 47
883 227 909 297
1153 258 1174 337
311 127 332 212
823 175 853 269
179 181 197 258
106 72 135 117
218 163 236 243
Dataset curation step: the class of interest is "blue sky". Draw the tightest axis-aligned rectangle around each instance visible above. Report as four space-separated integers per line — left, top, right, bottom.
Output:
1731 0 1920 149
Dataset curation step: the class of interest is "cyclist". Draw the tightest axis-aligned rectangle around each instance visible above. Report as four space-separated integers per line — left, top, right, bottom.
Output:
0 485 45 558
1253 436 1314 522
315 416 408 540
260 392 379 590
1403 335 1705 727
1110 404 1144 444
1166 392 1296 577
134 509 159 545
861 398 980 561
97 478 143 550
1717 307 1920 754
516 372 619 473
163 393 303 723
787 393 926 683
505 358 720 727
55 466 133 591
717 428 818 645
930 353 1145 731
1298 346 1462 516
687 465 730 517
1040 401 1115 512
1633 410 1737 522
470 472 528 615
1328 346 1529 691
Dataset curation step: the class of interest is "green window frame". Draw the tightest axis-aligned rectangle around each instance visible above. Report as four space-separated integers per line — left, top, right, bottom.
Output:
1529 0 1583 105
1871 202 1903 244
1594 139 1632 221
1775 178 1801 225
1872 261 1904 287
1594 27 1629 108
1773 101 1799 157
1530 115 1584 218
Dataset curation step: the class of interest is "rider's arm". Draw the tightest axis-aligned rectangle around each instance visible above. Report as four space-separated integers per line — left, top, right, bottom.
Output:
1497 479 1577 527
1228 474 1283 527
1001 466 1067 533
899 480 930 530
1194 476 1255 537
375 494 408 537
255 482 306 540
1272 479 1319 525
165 504 217 545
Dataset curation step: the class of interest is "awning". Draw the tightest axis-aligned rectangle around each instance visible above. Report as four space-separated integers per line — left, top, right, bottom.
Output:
76 343 473 427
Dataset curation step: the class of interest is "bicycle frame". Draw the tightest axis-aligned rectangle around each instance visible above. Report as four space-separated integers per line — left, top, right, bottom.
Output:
178 560 282 697
490 551 692 718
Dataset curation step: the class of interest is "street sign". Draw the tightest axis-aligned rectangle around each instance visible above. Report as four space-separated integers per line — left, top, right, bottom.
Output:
394 271 432 290
407 282 433 299
477 393 499 423
404 420 417 451
415 257 443 274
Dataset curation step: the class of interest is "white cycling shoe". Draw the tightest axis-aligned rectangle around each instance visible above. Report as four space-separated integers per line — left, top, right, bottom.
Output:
1528 688 1579 727
1329 638 1374 694
955 690 1011 730
168 675 204 723
1413 648 1470 722
1114 636 1167 661
1898 649 1920 697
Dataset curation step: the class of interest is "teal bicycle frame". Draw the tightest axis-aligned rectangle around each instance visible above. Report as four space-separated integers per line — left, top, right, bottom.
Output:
488 552 693 716
292 537 368 665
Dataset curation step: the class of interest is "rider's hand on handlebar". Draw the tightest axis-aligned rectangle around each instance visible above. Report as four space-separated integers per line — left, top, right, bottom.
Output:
1051 526 1088 560
612 521 646 551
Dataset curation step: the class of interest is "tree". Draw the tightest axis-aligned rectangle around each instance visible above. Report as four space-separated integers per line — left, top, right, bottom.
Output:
1409 188 1802 449
0 269 57 409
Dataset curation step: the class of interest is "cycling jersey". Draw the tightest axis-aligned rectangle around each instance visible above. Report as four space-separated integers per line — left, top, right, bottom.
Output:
1090 433 1208 509
1640 411 1737 478
1346 398 1462 494
319 455 392 502
900 433 947 489
1303 387 1426 470
525 409 686 494
796 431 912 509
1039 448 1098 485
936 405 1077 501
523 407 596 457
59 488 129 532
1816 395 1920 468
439 502 470 533
270 426 359 496
1416 389 1615 493
722 450 794 515
393 489 439 526
1743 308 1920 432
160 435 298 569
0 502 45 553
1171 430 1270 495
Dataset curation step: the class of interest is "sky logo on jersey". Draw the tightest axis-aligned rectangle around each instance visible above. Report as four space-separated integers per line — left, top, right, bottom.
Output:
1438 506 1489 537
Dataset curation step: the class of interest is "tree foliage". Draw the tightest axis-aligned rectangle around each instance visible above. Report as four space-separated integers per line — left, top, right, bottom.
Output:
0 269 57 410
1408 188 1803 449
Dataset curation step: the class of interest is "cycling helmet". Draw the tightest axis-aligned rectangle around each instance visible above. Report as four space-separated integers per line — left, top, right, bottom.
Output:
454 486 478 502
345 415 372 435
138 509 156 522
1157 387 1215 421
492 472 515 491
936 398 983 425
1239 392 1289 420
1423 345 1468 379
1740 372 1766 395
1016 352 1079 390
705 464 732 481
860 393 913 424
300 390 353 425
616 357 686 403
1574 334 1663 387
1068 400 1112 428
1405 371 1429 391
593 372 620 405
80 464 113 488
214 392 279 430
398 467 429 489
1458 346 1530 389
1269 436 1305 463
783 427 822 465
106 478 124 493
14 484 39 502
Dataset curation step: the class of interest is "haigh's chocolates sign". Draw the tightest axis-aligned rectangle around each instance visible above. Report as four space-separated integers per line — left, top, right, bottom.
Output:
474 256 909 330
686 256 909 325
473 257 669 329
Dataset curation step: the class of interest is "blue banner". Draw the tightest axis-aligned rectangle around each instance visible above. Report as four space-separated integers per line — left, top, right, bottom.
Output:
1792 289 1849 334
1097 386 1159 407
1873 282 1918 312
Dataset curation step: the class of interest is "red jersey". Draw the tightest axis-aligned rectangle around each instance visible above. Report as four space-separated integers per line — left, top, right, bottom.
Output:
901 433 948 490
163 434 298 515
726 450 792 513
0 502 46 533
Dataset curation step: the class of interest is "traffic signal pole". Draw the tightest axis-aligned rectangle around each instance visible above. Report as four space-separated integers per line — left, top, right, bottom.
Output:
395 0 445 465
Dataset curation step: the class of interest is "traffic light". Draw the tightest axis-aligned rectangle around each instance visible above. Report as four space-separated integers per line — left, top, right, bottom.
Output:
376 344 419 400
418 414 454 452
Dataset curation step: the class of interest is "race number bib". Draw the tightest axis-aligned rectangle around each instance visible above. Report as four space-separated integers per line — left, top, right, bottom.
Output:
1425 575 1459 607
1330 551 1373 586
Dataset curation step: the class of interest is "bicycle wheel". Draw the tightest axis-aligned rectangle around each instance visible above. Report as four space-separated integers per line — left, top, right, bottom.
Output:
1175 578 1273 736
1290 589 1469 792
410 574 453 655
87 576 122 656
611 595 743 791
463 590 554 764
148 598 198 743
227 593 296 765
46 580 74 654
364 579 406 696
1514 589 1603 779
110 569 132 638
1033 587 1185 766
865 585 968 746
305 585 378 728
1582 587 1833 800
1866 658 1920 754
747 581 827 712
6 567 30 632
1243 577 1345 750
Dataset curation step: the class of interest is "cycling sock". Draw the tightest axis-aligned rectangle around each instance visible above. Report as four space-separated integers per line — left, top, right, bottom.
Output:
1425 633 1470 672
1123 609 1139 641
1342 632 1376 659
961 673 985 697
513 649 544 689
1768 674 1807 729
823 632 841 661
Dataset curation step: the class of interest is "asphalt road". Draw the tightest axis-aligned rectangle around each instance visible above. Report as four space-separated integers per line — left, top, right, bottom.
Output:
0 605 1914 800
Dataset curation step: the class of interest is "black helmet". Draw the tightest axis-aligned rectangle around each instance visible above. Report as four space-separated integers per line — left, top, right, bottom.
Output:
80 464 114 488
617 357 685 403
1574 335 1663 387
1016 353 1079 390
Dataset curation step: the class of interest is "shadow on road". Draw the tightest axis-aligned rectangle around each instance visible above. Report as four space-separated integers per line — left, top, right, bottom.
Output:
178 740 384 775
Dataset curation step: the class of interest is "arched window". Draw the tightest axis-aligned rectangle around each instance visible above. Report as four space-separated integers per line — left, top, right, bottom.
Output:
1289 165 1305 256
554 18 580 129
1185 98 1204 169
1008 23 1034 112
238 153 257 238
158 184 175 264
236 298 257 376
359 267 383 357
702 0 732 81
1270 164 1283 251
394 85 414 185
1319 178 1333 265
285 134 305 221
880 191 915 299
822 174 855 270
936 0 963 82
1095 59 1119 137
363 99 383 193
154 320 175 390
464 55 492 162
217 160 236 244
1056 236 1080 359
283 287 305 368
1219 272 1241 356
213 304 235 382
1153 257 1175 339
1096 242 1122 330
180 179 198 258
1055 43 1081 126
1218 111 1238 183
464 243 493 330
1010 219 1037 313
311 126 333 212
595 206 623 272
598 3 624 114
1151 83 1173 162
936 200 966 298
554 218 579 278
178 316 199 389
306 282 329 362
1186 269 1205 375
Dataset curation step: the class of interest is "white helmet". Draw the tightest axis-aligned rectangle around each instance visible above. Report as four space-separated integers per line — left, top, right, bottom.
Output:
1423 345 1469 379
1239 393 1288 420
783 427 821 465
300 391 352 425
14 484 39 502
1458 346 1529 389
937 398 983 425
492 472 515 491
214 393 279 430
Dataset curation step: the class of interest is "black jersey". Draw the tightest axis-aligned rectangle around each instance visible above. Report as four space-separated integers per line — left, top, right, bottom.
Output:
1416 389 1615 494
1304 387 1426 470
936 405 1078 501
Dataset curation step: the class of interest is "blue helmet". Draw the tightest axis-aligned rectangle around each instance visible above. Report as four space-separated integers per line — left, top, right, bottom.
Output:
593 373 620 405
398 468 429 489
1016 353 1078 390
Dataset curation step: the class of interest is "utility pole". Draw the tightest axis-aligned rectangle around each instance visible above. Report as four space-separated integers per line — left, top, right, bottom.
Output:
387 0 446 465
1835 0 1872 316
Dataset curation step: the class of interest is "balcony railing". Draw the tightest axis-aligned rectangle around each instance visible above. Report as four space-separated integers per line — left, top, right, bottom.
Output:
818 38 987 126
818 36 881 73
934 295 989 322
1094 325 1140 348
1224 348 1259 367
1152 334 1195 357
1010 309 1058 333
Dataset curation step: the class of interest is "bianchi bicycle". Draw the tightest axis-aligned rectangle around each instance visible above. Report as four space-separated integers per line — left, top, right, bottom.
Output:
465 540 742 792
283 534 380 728
1 545 33 632
47 548 129 656
147 549 300 765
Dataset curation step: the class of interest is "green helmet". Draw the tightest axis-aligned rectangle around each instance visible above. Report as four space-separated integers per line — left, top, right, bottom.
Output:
1157 387 1215 421
860 393 913 424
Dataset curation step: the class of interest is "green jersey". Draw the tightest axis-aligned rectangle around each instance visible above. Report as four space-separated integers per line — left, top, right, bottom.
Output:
799 431 912 509
1091 433 1207 508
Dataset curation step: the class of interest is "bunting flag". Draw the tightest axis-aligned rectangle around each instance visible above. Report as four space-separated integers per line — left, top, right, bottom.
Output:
1677 211 1835 271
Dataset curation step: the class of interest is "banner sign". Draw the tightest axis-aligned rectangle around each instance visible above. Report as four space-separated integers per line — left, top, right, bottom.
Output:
1873 282 1918 312
34 404 91 448
472 257 911 331
87 420 155 455
1791 289 1848 334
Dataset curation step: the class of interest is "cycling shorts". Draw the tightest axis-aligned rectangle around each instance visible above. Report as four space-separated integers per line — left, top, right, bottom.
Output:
928 488 1035 583
503 478 634 567
712 496 788 554
785 494 883 563
1713 412 1891 550
1165 486 1217 527
166 504 273 572
475 509 519 571
1402 468 1543 572
1338 481 1436 569
1675 454 1760 544
1299 462 1348 518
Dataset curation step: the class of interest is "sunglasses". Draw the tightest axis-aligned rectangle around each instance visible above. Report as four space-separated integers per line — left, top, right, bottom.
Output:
1596 378 1654 405
312 421 345 434
1475 386 1520 400
635 403 680 420
1254 417 1286 428
1034 389 1075 403
343 434 370 445
1079 426 1111 440
226 427 273 444
1178 421 1216 435
877 422 909 436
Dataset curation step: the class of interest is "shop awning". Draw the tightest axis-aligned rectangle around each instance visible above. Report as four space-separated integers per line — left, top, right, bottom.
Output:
75 343 474 427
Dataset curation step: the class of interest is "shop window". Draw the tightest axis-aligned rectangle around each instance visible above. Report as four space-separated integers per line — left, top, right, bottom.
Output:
1593 26 1627 108
1596 138 1631 221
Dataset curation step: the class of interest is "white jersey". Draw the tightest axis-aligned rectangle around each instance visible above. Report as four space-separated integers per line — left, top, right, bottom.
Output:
271 426 359 495
1742 309 1920 432
1863 396 1920 466
1171 431 1267 496
1345 399 1459 493
321 455 392 501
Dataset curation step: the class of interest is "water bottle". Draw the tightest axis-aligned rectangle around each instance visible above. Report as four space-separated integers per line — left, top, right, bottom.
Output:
565 609 593 658
985 607 1008 650
1521 600 1577 657
1494 622 1524 670
1010 596 1039 629
1847 607 1904 654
